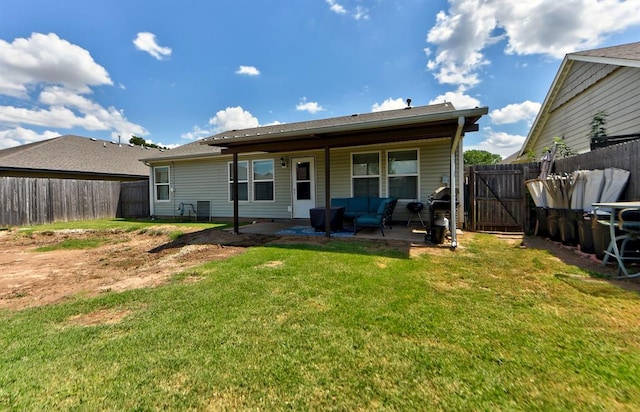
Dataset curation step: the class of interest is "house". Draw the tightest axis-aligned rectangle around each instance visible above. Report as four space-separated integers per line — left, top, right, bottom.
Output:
519 41 640 160
0 134 154 181
142 102 488 243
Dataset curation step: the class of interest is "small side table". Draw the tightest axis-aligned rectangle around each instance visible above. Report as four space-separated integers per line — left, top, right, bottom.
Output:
310 207 345 232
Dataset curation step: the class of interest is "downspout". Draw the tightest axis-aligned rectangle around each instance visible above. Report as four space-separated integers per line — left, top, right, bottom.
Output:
148 163 154 217
458 142 464 229
171 161 176 220
450 116 465 249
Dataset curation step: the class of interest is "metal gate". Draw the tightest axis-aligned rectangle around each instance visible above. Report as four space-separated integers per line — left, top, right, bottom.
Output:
465 164 539 233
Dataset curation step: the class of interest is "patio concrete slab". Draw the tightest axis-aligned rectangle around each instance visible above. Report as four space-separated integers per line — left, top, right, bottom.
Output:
231 219 463 247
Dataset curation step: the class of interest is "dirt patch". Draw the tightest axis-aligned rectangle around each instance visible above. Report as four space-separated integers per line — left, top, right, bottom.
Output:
2 227 635 311
0 227 276 311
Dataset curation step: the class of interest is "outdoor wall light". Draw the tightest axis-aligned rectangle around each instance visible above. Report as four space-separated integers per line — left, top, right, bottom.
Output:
280 157 287 168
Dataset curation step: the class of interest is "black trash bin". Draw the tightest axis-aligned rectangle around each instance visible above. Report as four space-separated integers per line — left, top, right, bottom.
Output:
592 215 612 261
577 212 594 254
559 209 579 246
535 207 549 237
546 209 561 241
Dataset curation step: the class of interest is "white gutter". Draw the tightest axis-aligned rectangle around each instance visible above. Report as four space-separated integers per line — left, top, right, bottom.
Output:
450 116 465 249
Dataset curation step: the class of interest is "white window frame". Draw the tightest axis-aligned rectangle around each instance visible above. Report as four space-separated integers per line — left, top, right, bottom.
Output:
228 161 249 202
386 148 419 200
252 159 275 202
154 166 170 202
351 151 381 197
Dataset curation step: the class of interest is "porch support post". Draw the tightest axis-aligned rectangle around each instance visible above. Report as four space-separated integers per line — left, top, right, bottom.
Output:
450 116 465 249
233 152 240 234
458 142 465 229
324 145 331 237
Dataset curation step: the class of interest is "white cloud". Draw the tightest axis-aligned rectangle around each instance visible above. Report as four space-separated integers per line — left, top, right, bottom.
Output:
236 65 260 76
465 129 526 158
428 88 481 109
0 86 147 137
182 107 281 141
326 0 347 15
426 0 640 87
180 125 212 141
133 32 172 60
326 0 369 19
490 101 541 125
0 127 60 149
371 98 406 112
353 6 370 20
296 99 324 114
0 33 148 148
0 32 112 97
208 106 259 133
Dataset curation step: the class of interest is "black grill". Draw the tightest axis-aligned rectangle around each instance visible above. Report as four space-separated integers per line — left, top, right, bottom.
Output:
406 202 424 213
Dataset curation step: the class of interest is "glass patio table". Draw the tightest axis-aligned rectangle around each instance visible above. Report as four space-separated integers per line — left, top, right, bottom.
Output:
592 201 640 279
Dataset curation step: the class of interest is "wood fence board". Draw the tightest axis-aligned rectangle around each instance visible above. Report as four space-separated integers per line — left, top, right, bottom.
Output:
1 177 149 226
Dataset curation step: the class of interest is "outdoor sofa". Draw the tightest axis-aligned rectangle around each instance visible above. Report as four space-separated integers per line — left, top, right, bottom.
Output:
331 197 398 236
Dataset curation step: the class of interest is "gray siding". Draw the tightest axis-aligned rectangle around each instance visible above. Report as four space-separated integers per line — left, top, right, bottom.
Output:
150 139 458 223
533 65 640 156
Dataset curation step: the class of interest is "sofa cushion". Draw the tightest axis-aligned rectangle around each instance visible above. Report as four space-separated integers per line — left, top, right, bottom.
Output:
330 198 349 209
368 197 384 213
375 198 391 214
349 197 370 214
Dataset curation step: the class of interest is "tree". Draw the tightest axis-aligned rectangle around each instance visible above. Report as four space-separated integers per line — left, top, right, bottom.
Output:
463 149 502 165
129 136 167 150
129 136 146 146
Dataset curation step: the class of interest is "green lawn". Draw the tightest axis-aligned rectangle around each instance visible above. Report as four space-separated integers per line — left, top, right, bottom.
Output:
15 217 224 233
1 227 638 410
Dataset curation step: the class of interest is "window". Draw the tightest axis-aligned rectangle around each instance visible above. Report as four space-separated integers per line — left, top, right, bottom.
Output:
387 149 418 199
154 166 170 201
228 161 249 201
253 159 274 201
352 152 380 197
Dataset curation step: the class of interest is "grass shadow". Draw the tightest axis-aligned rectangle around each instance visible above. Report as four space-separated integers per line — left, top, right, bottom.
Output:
148 227 413 258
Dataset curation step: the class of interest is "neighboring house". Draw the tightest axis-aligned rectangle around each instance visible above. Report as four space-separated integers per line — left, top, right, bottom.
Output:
142 103 487 242
0 134 154 181
519 41 640 160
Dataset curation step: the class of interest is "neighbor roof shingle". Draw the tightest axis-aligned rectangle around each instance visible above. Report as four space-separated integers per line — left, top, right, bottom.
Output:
0 135 157 178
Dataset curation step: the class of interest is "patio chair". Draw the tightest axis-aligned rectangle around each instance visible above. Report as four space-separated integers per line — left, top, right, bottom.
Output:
354 198 397 236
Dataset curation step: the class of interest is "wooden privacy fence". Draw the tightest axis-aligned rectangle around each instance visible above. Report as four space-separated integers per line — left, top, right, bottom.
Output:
0 177 149 226
554 139 640 200
118 180 149 218
464 139 639 233
465 163 540 233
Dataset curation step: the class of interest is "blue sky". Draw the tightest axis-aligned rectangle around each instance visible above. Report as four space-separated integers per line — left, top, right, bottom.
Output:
1 0 639 158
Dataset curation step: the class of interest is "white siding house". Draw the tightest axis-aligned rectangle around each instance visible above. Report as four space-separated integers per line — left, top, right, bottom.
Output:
143 103 487 239
519 41 640 159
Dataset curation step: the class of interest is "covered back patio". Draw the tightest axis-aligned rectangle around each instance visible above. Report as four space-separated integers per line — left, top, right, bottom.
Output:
202 103 487 247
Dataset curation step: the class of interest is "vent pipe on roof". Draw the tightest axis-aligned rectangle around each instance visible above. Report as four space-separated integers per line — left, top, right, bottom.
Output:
405 98 412 109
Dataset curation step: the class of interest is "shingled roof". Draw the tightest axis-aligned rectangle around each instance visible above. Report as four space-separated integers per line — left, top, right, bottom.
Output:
570 41 640 66
140 139 221 162
0 135 158 179
204 103 487 154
